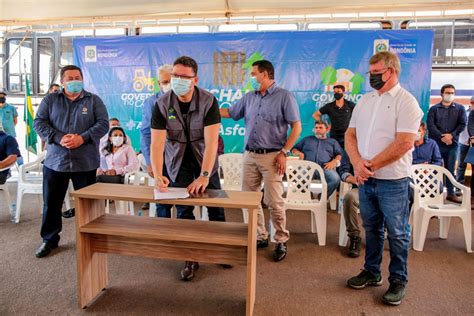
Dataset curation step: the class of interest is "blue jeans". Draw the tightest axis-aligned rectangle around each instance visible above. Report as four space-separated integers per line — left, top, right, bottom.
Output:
359 177 410 283
439 143 458 195
313 169 340 197
456 143 469 185
324 169 340 197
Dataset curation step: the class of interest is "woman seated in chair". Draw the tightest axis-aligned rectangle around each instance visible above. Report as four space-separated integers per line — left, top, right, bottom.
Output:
97 126 139 183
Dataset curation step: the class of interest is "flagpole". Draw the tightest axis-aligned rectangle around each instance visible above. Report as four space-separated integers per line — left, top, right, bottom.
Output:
23 59 30 163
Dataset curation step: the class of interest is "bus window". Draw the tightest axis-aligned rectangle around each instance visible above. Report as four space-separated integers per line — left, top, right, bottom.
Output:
60 36 74 66
38 38 55 94
7 38 33 92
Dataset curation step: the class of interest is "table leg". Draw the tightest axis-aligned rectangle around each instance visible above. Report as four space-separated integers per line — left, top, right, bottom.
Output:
75 198 108 308
246 208 257 316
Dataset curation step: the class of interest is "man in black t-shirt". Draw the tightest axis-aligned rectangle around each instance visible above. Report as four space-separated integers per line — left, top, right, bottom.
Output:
312 84 356 149
150 56 226 282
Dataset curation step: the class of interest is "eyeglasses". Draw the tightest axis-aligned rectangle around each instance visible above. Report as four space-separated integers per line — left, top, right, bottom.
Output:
171 73 196 80
366 68 389 75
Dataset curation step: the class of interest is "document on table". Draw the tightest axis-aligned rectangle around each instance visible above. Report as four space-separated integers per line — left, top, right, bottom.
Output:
154 187 190 200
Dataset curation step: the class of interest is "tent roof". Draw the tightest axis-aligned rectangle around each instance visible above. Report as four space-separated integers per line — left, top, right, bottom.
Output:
0 0 472 27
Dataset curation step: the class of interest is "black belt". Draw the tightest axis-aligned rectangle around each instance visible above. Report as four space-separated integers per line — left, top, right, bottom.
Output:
245 146 280 154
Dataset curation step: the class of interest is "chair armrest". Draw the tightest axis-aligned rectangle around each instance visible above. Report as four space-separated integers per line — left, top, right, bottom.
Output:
0 162 16 172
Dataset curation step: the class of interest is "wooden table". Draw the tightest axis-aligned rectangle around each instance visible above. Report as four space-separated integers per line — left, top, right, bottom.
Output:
72 183 262 315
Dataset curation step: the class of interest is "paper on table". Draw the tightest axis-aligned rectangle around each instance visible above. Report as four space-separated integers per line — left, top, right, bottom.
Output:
154 187 190 200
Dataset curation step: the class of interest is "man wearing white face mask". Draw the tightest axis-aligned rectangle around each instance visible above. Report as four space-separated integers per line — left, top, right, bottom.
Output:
427 84 466 203
33 65 109 258
150 56 226 281
141 64 173 216
412 122 443 166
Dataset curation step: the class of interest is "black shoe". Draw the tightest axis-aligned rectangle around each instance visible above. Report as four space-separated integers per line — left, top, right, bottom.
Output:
446 194 462 203
347 236 362 258
257 238 269 249
35 242 58 258
382 279 406 305
220 264 233 269
180 261 199 281
62 208 75 218
272 242 287 262
347 269 383 289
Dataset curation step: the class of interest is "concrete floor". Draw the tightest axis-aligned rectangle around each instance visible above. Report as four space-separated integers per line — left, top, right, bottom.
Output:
0 181 473 315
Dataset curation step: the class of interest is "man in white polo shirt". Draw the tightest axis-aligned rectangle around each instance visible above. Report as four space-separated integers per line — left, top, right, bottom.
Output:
345 51 423 306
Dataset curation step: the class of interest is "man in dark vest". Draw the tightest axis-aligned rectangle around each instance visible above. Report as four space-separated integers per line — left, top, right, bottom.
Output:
150 56 226 281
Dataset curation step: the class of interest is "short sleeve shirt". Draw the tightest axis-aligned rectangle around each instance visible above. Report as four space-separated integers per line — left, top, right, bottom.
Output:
348 83 423 179
319 99 355 138
228 84 300 150
0 131 21 176
0 103 18 137
293 136 343 165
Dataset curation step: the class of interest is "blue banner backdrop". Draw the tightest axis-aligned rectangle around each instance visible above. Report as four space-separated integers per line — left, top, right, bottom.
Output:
73 30 433 152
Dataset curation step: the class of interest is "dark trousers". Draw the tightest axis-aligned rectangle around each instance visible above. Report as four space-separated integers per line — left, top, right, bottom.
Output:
439 143 459 195
157 157 225 221
41 166 96 244
456 143 469 185
156 160 173 217
0 172 7 185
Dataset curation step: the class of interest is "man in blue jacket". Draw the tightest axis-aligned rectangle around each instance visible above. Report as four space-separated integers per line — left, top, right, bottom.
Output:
34 65 109 258
427 84 466 203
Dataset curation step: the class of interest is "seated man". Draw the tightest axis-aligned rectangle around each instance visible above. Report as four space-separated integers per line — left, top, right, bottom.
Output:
292 121 342 197
412 122 443 166
410 121 443 207
338 159 361 258
0 125 21 185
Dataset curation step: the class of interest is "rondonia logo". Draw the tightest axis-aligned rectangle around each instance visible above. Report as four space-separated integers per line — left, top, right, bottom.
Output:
85 46 97 62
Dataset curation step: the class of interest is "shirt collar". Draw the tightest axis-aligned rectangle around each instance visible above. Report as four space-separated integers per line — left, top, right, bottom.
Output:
255 82 277 96
385 83 401 97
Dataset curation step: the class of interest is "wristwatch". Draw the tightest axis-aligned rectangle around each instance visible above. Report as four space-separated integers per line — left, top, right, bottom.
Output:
200 171 210 178
335 160 341 167
280 148 290 156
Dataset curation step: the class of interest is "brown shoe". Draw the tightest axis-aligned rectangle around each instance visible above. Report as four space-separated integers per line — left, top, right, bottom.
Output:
180 261 199 281
446 195 462 203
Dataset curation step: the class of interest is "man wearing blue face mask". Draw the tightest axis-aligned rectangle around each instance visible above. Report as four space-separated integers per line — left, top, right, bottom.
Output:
33 65 109 258
220 60 302 262
150 56 226 281
427 84 466 203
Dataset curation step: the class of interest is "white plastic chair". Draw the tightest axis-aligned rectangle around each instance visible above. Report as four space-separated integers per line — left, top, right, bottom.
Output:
14 151 46 223
0 162 16 219
124 171 157 216
218 153 246 222
411 164 472 253
283 160 328 246
136 153 148 172
338 181 359 246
